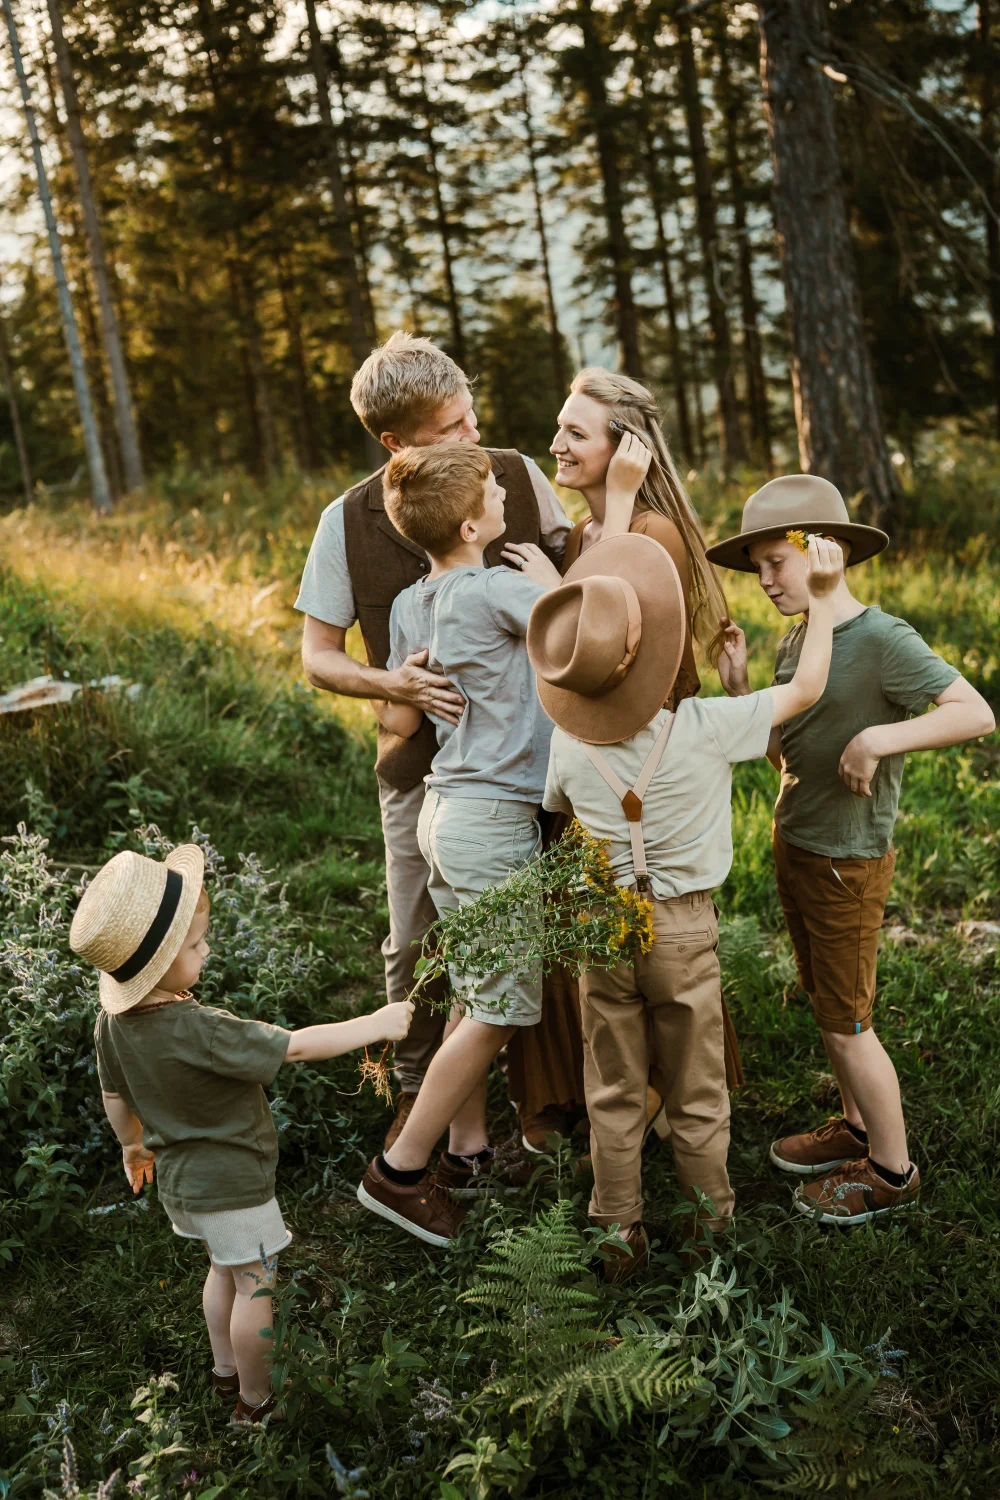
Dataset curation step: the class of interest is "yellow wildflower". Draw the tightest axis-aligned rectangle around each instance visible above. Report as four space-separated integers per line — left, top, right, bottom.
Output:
785 529 809 553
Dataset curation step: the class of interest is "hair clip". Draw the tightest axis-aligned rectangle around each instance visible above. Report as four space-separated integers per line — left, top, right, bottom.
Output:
609 418 625 437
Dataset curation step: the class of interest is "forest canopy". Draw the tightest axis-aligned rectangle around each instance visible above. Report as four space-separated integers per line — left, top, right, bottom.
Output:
0 0 997 511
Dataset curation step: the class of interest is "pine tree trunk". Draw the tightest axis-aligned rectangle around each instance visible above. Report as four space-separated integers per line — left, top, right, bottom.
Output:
2 0 111 513
676 8 745 472
276 252 320 471
717 29 772 471
513 27 567 395
228 260 278 479
305 0 382 468
46 0 144 491
75 243 123 499
979 2 1000 440
757 0 899 527
409 31 466 366
632 46 694 463
575 0 644 378
0 309 33 504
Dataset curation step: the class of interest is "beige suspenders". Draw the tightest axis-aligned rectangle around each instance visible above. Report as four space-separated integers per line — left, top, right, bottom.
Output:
579 714 675 895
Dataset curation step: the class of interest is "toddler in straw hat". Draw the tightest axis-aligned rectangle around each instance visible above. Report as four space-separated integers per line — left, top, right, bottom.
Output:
70 844 413 1427
530 529 845 1281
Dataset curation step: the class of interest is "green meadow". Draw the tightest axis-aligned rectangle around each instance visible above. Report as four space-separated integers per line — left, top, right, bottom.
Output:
1 457 999 1498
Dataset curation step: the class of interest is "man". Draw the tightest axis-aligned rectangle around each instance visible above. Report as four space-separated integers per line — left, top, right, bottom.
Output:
295 331 570 1148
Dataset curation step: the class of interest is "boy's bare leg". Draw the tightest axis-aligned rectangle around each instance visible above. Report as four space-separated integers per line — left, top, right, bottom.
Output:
202 1254 238 1374
230 1259 277 1406
384 1014 515 1172
822 1029 909 1173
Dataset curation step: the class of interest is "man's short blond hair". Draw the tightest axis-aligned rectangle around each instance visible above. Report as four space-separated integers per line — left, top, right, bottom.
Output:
383 444 492 557
351 330 470 439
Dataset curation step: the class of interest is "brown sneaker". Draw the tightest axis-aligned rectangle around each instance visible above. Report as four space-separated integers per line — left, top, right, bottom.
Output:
519 1105 569 1154
434 1137 540 1199
794 1159 921 1225
769 1116 868 1176
384 1090 419 1152
356 1157 467 1247
598 1222 649 1285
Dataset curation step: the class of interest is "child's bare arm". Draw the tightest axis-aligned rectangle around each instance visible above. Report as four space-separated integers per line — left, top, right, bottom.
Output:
102 1091 155 1194
283 1000 415 1064
839 676 995 797
769 538 843 727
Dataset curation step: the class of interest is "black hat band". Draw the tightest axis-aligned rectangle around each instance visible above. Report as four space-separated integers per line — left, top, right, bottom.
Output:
109 868 184 983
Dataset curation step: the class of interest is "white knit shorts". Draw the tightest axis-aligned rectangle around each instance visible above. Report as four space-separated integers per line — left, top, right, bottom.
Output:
167 1196 292 1267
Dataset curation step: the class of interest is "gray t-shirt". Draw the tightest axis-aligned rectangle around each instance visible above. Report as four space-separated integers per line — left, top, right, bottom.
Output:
295 455 570 629
773 605 960 859
543 693 774 900
389 566 553 801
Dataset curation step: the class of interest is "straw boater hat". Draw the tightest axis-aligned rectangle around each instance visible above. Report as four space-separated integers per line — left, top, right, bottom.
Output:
527 532 686 745
69 845 205 1013
704 474 889 573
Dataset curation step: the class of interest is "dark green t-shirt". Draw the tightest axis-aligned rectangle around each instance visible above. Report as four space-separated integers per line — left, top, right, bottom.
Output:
773 606 959 859
94 998 291 1214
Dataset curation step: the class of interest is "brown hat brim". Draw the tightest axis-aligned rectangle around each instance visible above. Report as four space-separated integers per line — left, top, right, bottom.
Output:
705 522 889 574
98 844 205 1013
530 532 686 745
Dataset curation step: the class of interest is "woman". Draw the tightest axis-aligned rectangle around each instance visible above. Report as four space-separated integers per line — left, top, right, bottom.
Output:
503 369 739 1151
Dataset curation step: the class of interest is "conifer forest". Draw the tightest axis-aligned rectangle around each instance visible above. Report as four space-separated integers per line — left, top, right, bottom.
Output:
1 3 1000 1498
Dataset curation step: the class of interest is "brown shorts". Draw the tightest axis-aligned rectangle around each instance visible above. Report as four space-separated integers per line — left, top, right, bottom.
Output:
772 827 895 1036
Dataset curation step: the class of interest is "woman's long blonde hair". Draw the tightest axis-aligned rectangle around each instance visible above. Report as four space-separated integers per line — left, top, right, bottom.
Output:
571 367 729 666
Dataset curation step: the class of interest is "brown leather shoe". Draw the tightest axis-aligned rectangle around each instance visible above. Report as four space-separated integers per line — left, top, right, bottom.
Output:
598 1222 649 1285
519 1105 569 1154
384 1091 419 1152
211 1368 240 1401
229 1391 286 1427
434 1136 539 1199
794 1159 921 1225
643 1086 671 1146
770 1116 868 1176
357 1157 467 1247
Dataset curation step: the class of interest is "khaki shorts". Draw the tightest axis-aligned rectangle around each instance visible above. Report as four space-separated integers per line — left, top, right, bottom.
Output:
773 827 895 1036
167 1196 292 1266
417 790 543 1028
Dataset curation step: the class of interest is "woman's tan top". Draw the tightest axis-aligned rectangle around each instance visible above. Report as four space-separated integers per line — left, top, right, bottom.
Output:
562 508 701 710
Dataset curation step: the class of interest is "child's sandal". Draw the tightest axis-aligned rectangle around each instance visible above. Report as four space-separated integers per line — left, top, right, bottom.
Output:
211 1369 240 1401
229 1391 286 1427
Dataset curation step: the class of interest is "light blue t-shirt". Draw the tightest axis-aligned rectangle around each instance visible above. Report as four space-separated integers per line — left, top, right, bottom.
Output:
388 566 553 801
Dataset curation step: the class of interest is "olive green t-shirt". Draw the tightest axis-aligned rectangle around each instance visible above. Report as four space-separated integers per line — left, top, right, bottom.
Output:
94 998 291 1214
773 606 959 859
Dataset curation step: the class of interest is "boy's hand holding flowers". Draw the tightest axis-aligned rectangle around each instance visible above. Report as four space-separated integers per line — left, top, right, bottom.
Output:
377 999 416 1041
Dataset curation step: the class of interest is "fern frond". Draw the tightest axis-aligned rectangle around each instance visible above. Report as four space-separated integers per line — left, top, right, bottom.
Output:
512 1342 699 1429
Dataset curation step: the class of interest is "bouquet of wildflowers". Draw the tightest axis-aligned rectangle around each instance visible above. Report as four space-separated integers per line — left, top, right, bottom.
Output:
360 822 654 1099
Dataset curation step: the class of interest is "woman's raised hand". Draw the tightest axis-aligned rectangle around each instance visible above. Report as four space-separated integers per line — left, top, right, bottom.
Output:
604 430 652 537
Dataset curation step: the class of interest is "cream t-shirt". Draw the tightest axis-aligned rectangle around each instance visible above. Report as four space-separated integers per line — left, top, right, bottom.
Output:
542 692 774 900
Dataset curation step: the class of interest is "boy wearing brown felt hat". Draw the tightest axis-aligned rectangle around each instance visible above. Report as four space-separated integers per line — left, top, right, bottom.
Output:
708 474 994 1226
530 528 846 1279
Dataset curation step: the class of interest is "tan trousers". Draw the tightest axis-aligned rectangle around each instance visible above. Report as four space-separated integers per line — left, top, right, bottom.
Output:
378 779 447 1092
579 890 734 1228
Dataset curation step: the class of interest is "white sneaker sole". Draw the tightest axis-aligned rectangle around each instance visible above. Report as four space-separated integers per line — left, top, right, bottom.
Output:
769 1145 860 1176
356 1181 453 1247
793 1194 909 1226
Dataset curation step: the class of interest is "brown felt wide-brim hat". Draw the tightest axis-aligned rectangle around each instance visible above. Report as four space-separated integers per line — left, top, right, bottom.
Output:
704 473 889 573
69 844 205 1013
527 532 686 745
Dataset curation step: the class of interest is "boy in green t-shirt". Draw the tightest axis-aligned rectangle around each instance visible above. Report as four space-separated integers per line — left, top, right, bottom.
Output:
71 845 413 1425
708 475 994 1225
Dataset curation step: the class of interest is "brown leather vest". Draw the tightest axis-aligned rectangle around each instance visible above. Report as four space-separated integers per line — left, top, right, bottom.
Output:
343 448 553 792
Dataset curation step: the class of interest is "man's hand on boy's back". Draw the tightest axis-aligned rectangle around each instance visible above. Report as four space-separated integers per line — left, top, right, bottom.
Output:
390 649 465 726
501 542 563 590
718 623 751 697
804 536 845 598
